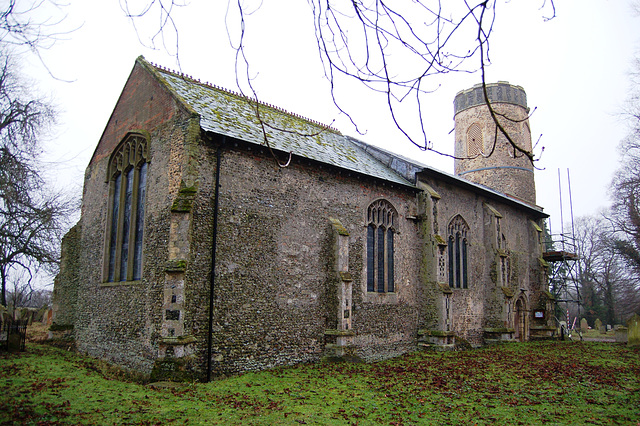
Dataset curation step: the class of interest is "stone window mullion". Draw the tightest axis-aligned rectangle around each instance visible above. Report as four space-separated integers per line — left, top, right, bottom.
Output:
105 174 121 282
132 162 148 280
125 166 141 282
113 169 128 281
377 226 385 293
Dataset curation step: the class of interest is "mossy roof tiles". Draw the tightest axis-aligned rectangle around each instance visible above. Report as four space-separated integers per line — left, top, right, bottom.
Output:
149 62 413 187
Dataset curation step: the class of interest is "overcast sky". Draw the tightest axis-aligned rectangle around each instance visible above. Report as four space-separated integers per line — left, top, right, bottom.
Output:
23 0 640 235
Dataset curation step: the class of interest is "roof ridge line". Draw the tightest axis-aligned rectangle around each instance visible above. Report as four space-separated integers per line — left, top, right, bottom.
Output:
147 60 341 134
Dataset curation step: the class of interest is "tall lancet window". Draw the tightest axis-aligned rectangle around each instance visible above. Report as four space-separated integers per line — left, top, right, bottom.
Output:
448 215 469 289
104 133 149 283
366 199 398 293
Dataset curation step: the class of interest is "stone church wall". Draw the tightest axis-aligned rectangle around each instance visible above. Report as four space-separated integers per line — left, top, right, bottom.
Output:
183 139 425 377
417 174 545 345
69 61 199 373
51 223 81 329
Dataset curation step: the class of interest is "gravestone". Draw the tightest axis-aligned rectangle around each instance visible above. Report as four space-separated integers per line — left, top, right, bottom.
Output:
615 326 628 343
627 314 640 347
580 318 589 332
558 321 567 340
43 309 53 326
594 318 604 333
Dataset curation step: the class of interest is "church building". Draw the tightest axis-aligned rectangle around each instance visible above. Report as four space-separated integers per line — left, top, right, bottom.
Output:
52 57 554 379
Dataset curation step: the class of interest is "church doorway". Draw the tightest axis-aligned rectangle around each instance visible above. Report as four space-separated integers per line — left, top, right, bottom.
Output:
514 297 527 342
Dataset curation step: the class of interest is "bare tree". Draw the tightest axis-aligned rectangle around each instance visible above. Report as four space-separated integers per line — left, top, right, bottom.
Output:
0 50 75 306
0 0 74 76
573 216 638 325
610 57 640 277
610 138 640 274
5 268 51 309
121 0 553 164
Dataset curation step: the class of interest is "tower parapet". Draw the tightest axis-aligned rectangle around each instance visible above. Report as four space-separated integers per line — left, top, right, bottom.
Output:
454 82 528 115
453 82 536 205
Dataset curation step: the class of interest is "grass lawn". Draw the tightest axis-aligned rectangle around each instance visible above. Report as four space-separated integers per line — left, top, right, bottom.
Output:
1 336 639 425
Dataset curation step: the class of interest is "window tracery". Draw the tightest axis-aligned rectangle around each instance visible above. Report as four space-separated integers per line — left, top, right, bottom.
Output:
104 133 149 283
448 215 469 289
366 199 397 293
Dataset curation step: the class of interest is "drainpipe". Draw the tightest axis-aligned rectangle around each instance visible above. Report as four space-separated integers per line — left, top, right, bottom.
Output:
206 136 224 382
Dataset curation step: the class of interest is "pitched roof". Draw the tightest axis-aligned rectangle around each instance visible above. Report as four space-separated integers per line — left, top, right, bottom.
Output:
142 57 414 188
140 57 546 216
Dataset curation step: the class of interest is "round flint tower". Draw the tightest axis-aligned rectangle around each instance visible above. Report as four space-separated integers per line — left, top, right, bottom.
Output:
453 82 535 204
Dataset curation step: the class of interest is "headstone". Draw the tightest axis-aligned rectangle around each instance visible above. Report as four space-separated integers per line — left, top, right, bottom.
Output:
558 321 567 340
580 318 589 332
627 314 640 347
595 318 606 334
615 327 628 343
606 324 612 331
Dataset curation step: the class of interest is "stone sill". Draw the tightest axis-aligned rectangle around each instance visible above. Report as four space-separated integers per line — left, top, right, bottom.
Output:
100 280 142 287
419 342 455 351
530 326 556 331
324 329 356 337
484 339 510 345
159 335 197 346
418 329 455 337
484 328 515 333
325 343 355 350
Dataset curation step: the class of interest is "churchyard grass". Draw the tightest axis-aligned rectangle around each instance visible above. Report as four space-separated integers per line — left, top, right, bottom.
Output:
1 339 638 425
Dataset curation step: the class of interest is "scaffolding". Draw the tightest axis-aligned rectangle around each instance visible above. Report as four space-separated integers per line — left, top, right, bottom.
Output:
542 170 582 337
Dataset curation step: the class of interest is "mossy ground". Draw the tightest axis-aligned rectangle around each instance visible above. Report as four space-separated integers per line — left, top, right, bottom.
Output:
1 328 638 425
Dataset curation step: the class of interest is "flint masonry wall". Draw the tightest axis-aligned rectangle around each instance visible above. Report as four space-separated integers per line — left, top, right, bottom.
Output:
52 223 81 328
71 61 197 373
184 139 425 377
416 171 545 345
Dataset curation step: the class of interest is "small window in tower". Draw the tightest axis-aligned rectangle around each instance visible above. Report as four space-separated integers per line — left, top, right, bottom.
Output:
467 123 483 156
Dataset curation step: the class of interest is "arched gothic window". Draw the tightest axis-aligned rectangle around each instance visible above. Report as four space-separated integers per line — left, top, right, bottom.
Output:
366 200 397 293
448 215 469 289
104 133 149 283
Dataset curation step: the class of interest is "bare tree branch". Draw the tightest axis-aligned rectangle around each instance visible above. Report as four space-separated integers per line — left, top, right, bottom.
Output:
0 50 76 306
0 0 78 80
120 1 554 166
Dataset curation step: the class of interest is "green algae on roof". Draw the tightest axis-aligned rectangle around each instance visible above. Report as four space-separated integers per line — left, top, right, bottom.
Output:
143 58 413 188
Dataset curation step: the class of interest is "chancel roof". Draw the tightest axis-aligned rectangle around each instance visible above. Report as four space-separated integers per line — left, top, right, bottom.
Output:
143 58 413 188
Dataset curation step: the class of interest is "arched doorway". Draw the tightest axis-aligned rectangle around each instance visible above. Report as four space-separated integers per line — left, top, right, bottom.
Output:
514 296 528 342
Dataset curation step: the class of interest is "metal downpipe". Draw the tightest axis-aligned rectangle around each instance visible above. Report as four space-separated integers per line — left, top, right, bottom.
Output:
206 137 224 382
